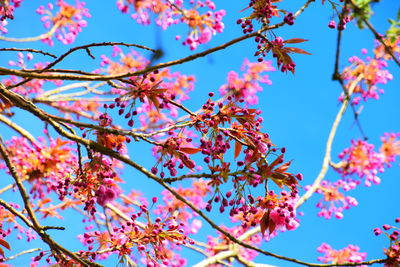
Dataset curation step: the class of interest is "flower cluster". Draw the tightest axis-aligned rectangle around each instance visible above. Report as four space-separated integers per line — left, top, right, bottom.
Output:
187 90 302 234
219 59 274 106
236 1 311 71
317 243 367 264
257 189 299 236
0 137 77 199
100 46 194 129
374 218 400 267
380 132 400 165
284 12 295 25
117 0 225 50
237 0 280 30
78 198 194 266
152 134 198 177
180 7 225 50
92 112 129 154
327 6 352 30
154 179 210 233
313 180 358 219
337 139 384 186
253 36 310 73
36 0 90 45
336 134 400 187
340 49 393 105
72 155 122 214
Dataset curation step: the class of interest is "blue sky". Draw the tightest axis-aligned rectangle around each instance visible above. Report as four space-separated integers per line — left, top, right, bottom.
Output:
1 0 399 266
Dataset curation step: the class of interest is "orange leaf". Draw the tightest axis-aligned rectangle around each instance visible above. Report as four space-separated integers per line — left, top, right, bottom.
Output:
0 247 4 258
0 239 10 251
179 147 202 154
284 38 308 44
234 141 242 159
40 198 52 205
284 47 312 55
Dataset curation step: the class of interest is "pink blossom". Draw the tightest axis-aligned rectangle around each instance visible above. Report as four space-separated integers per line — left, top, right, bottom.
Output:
37 0 90 46
317 243 367 264
315 180 358 219
219 59 274 106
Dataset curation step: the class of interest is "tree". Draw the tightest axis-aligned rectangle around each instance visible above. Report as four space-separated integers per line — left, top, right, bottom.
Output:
0 0 398 266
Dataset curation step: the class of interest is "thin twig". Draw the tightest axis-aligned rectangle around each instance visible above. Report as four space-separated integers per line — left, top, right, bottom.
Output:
332 4 367 139
0 48 56 58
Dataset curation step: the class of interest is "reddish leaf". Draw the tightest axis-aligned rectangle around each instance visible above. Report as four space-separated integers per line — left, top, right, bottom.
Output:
274 160 292 173
268 154 284 170
0 239 10 251
179 147 202 154
268 219 277 234
260 210 276 237
284 47 312 55
260 211 270 237
271 172 298 188
0 247 3 258
284 38 308 44
180 156 195 169
280 52 293 65
234 141 242 159
148 96 161 112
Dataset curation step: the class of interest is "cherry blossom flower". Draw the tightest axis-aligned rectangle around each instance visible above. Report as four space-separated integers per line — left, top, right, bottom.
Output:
340 50 393 105
317 243 367 264
314 180 358 219
37 0 90 45
337 139 385 186
116 0 225 49
336 134 400 187
219 59 274 105
380 132 400 165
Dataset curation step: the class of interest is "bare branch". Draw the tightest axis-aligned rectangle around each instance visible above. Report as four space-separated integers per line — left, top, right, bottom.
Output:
2 248 41 262
0 114 36 144
0 22 60 42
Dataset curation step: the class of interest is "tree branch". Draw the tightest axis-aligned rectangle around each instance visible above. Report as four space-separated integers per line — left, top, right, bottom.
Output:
296 74 363 208
0 22 60 42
